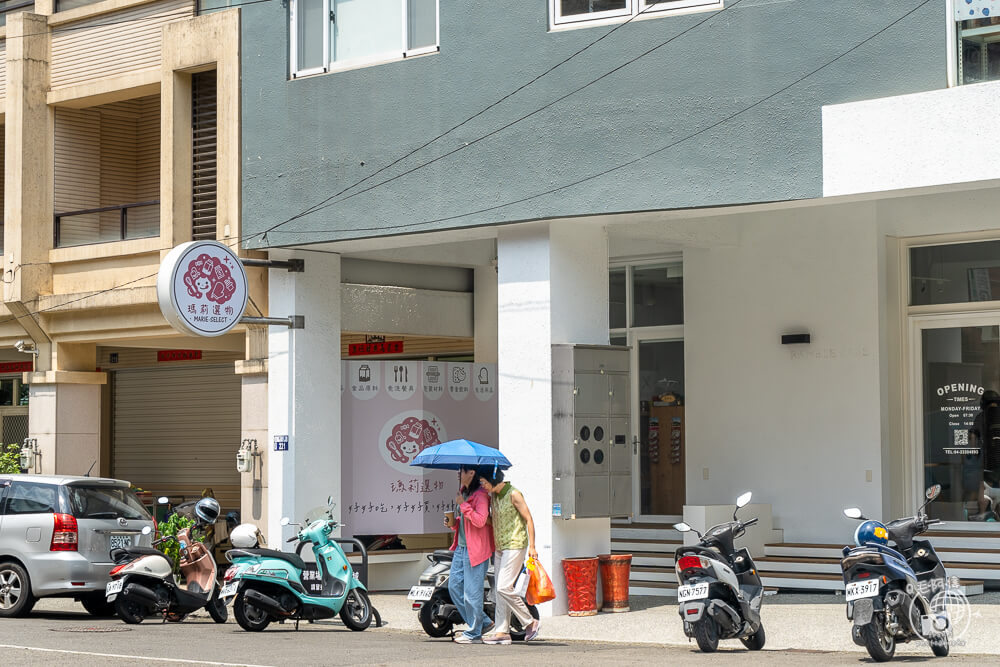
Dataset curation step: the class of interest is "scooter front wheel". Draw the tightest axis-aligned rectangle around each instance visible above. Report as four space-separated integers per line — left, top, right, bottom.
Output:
740 624 765 651
233 591 271 632
340 589 373 631
207 592 228 624
418 594 454 637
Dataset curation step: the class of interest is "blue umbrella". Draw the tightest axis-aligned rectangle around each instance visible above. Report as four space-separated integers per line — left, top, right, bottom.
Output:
409 439 512 471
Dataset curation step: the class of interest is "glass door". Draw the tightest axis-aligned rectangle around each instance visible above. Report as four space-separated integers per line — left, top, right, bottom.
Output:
632 335 685 517
915 316 1000 521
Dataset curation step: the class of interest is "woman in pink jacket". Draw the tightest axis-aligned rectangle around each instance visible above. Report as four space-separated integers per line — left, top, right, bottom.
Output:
443 465 495 643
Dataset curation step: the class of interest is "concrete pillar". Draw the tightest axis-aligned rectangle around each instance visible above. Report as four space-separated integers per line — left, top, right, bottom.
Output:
496 221 609 617
474 265 498 363
3 13 53 304
25 375 106 476
267 251 341 545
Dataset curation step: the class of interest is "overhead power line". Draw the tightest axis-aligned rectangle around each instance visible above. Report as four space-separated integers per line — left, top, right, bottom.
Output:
246 0 747 245
260 0 935 241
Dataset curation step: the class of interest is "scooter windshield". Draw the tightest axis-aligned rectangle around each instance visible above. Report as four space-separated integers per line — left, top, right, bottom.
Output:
303 504 335 524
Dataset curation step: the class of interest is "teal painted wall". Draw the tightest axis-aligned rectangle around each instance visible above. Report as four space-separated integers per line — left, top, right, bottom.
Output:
240 0 943 246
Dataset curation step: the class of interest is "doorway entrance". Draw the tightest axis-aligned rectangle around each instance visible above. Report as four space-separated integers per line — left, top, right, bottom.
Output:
610 260 684 519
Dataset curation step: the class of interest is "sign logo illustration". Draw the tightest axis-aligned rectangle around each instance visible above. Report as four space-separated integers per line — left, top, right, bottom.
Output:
157 241 248 338
378 411 446 474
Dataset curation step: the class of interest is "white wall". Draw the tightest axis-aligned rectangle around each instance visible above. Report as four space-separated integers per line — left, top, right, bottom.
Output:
682 204 884 542
267 250 342 544
497 221 610 617
823 80 1000 197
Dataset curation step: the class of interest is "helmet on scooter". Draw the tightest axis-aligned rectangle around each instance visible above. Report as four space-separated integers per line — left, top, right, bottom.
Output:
854 520 889 547
194 497 221 525
229 523 262 548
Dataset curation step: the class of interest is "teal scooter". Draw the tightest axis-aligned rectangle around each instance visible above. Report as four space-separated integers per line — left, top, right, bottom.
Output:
221 498 373 632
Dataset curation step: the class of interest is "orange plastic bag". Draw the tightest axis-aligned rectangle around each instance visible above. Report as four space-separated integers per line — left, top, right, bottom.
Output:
525 557 556 605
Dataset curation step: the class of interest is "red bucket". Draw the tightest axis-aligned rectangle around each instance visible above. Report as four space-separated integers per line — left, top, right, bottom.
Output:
562 557 599 617
598 554 632 612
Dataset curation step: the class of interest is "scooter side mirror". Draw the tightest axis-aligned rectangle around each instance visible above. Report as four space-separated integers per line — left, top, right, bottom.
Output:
674 522 693 533
925 484 941 502
141 526 152 535
327 495 334 506
280 517 291 526
736 491 752 508
843 507 865 520
157 496 169 505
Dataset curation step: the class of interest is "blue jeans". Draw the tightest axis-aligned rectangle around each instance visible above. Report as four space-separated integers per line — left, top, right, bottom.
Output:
447 545 489 639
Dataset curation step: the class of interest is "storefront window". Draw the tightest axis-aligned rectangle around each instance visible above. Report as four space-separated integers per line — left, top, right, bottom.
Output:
957 16 1000 85
922 325 1000 521
631 264 683 327
609 268 626 330
0 379 14 406
910 241 1000 306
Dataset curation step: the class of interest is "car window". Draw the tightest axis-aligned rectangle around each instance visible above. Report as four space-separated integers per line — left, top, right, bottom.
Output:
4 482 59 515
67 486 151 520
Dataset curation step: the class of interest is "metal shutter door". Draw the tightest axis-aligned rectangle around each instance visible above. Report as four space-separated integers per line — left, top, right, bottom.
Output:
112 364 240 510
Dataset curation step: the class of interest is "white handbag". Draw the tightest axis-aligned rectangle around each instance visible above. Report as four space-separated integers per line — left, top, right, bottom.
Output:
513 565 530 598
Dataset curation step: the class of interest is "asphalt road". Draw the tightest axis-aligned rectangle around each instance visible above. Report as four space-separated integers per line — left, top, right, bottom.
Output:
0 605 994 666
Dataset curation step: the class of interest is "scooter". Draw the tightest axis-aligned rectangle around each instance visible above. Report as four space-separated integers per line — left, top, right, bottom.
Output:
841 484 951 662
408 548 538 639
106 497 228 624
221 497 374 632
672 491 766 653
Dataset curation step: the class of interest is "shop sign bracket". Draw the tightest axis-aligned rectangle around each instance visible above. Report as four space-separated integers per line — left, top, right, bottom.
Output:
239 258 305 272
240 315 305 329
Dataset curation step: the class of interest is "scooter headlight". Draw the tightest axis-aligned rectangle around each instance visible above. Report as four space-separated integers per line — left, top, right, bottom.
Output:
435 573 449 587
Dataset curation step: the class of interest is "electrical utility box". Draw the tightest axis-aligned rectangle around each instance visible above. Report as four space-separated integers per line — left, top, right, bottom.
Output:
552 344 632 519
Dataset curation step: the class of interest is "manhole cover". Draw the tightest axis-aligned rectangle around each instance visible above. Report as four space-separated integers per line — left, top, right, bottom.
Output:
51 626 133 633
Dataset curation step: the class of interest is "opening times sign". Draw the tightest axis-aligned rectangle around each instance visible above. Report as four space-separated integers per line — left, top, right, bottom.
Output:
934 382 984 456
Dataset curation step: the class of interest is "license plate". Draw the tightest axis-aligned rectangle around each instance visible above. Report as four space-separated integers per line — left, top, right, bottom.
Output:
109 535 132 550
845 579 880 602
105 579 124 599
220 581 239 599
677 582 709 602
407 585 434 601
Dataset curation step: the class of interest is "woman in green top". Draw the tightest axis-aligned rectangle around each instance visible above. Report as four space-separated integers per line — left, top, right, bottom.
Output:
477 468 540 644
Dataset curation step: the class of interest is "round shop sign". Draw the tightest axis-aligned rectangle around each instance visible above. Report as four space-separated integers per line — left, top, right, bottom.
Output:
157 241 248 337
378 410 447 474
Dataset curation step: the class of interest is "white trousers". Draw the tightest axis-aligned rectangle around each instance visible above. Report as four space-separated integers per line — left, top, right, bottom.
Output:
493 547 533 633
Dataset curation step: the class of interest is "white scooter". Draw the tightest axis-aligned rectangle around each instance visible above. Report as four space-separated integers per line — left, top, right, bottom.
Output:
106 497 228 624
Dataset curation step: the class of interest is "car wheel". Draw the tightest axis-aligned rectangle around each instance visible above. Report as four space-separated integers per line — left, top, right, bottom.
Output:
0 562 36 618
80 591 117 617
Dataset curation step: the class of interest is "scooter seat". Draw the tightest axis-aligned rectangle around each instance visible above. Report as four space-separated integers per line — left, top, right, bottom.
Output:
240 548 306 571
126 546 170 560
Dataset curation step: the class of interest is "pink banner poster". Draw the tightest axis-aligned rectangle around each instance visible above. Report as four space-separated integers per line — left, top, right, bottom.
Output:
342 361 498 536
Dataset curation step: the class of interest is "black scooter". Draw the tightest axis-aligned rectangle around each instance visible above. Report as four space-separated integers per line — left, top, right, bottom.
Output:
841 484 951 662
672 491 766 653
409 549 537 639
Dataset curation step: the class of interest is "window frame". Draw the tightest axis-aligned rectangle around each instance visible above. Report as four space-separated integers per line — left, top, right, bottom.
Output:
550 0 722 30
290 0 440 78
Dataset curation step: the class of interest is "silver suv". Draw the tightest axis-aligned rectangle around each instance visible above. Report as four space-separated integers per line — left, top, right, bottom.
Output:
0 475 154 617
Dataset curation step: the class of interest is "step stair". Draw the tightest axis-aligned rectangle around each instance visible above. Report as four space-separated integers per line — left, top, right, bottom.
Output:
611 520 681 597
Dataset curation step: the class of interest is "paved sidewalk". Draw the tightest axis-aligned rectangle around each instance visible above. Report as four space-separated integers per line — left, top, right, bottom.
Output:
368 590 1000 657
27 590 1000 657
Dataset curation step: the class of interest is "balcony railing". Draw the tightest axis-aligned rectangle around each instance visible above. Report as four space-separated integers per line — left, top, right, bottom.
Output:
54 200 159 248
